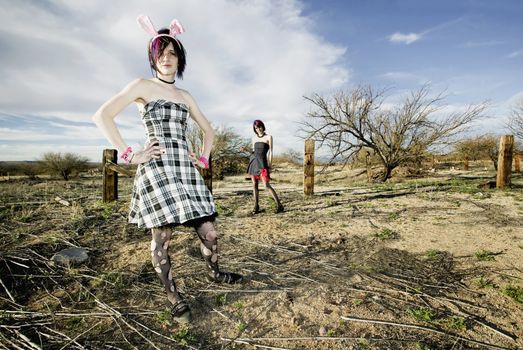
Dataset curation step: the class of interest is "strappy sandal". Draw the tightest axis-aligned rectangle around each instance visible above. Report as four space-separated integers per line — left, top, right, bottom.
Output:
209 271 243 284
251 205 260 215
275 203 284 213
171 299 192 323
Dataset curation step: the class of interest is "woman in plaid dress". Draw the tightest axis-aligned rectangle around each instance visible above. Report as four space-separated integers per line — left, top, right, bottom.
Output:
92 15 242 322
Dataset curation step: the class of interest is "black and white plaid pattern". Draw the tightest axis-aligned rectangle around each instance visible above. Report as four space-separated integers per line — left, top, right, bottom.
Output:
128 99 216 228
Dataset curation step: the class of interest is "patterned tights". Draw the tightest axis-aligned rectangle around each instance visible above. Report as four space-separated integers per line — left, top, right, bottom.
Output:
150 221 241 305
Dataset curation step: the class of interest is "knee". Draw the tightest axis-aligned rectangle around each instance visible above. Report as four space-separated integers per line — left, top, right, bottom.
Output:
205 229 218 241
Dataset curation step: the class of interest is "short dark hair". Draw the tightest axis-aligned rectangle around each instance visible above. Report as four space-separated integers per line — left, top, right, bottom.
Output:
148 28 187 79
253 119 266 133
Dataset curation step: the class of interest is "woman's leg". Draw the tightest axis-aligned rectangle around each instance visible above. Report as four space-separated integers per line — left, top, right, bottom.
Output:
150 227 190 319
194 221 242 284
262 179 284 213
251 177 260 214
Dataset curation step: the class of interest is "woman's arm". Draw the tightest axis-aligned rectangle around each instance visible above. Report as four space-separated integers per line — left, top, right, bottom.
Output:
268 135 274 167
182 90 215 162
92 79 145 153
92 79 163 163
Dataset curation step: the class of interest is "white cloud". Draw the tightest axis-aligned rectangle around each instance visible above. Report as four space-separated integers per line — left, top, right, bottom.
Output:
507 50 523 58
388 32 422 45
0 0 349 160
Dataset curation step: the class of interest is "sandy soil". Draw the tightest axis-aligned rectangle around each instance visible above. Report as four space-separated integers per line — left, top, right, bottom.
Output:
0 165 522 349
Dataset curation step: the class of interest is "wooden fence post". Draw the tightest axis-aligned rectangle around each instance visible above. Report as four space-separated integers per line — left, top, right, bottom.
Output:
365 151 372 182
103 149 118 202
496 135 514 189
463 158 469 171
304 139 315 195
200 156 212 193
514 152 521 173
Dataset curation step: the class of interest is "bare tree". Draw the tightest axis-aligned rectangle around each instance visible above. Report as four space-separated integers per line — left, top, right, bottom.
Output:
39 152 89 181
508 100 523 140
454 134 499 170
186 121 250 179
300 85 488 181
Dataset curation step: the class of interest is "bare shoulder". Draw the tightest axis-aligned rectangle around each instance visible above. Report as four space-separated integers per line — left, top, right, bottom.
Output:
126 78 163 105
178 88 195 103
178 89 201 111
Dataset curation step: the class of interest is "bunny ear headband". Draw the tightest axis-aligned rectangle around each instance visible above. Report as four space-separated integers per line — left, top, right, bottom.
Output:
136 14 185 47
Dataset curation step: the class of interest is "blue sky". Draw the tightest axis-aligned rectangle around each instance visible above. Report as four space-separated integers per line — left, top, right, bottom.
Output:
0 0 522 161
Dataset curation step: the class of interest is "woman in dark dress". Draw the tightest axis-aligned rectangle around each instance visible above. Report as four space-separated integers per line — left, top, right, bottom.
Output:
247 120 284 214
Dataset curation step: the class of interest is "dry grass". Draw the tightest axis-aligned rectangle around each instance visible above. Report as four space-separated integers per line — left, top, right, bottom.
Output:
0 165 522 349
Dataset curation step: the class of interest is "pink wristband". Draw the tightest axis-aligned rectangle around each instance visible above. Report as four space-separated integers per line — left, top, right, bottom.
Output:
198 156 209 169
120 146 133 164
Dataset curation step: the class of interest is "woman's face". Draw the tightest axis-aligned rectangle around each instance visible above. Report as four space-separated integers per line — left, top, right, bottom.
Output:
156 42 178 76
254 125 265 136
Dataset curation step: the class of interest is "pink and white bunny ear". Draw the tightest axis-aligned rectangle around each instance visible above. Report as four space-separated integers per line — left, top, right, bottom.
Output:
136 15 158 36
169 19 185 36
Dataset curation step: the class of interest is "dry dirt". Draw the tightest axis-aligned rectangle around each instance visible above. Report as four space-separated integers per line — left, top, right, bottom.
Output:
1 164 522 350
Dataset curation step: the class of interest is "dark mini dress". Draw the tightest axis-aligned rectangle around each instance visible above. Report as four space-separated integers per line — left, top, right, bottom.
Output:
128 99 216 229
247 142 271 181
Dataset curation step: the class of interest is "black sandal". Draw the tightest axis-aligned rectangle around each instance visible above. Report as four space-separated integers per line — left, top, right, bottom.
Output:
171 299 192 323
209 271 243 284
252 205 260 215
275 203 284 213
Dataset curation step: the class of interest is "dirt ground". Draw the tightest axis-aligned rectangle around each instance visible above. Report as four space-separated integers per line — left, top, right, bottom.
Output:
0 163 522 349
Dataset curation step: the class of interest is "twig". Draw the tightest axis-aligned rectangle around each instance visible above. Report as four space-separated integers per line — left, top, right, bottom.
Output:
95 300 161 350
198 289 290 293
220 338 289 350
42 327 85 349
340 316 514 350
0 276 16 303
59 320 103 350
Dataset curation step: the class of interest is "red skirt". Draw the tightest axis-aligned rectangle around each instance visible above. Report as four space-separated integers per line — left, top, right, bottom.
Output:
252 168 270 181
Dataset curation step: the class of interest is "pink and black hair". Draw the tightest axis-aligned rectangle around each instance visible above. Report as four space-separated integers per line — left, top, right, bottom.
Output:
253 119 266 133
148 28 187 79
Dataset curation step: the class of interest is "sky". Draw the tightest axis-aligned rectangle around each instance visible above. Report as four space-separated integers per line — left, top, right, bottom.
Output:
0 0 522 161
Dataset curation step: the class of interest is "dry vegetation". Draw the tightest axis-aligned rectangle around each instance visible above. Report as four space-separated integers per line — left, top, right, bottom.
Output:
1 161 522 349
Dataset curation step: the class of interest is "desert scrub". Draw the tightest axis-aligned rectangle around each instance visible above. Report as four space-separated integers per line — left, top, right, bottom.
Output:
93 201 117 220
15 206 40 223
154 309 172 327
387 212 400 221
171 325 197 345
374 228 397 240
89 272 125 289
475 249 496 261
443 315 466 330
215 203 233 216
214 293 228 306
474 277 495 289
236 321 247 332
351 298 364 306
407 307 435 322
425 249 444 259
502 285 523 304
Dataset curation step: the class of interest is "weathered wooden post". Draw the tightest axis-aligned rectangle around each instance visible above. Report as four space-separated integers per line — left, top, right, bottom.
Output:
514 152 521 173
304 139 315 195
496 135 514 189
103 149 118 202
365 151 372 182
200 156 212 193
464 157 469 171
